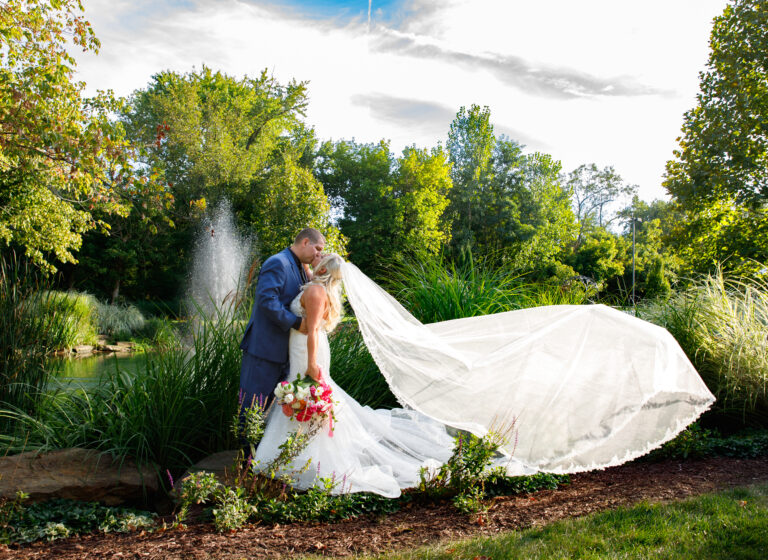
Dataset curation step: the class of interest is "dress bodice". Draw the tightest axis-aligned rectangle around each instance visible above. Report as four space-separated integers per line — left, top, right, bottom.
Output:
290 286 328 330
289 292 305 318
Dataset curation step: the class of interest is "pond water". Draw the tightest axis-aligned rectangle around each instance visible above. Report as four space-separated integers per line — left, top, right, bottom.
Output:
47 352 152 389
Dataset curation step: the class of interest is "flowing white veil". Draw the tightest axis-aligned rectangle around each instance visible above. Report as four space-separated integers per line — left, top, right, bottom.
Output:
341 261 715 474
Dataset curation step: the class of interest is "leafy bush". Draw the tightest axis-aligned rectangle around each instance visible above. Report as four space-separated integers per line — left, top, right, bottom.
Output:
0 497 155 545
646 424 768 461
641 270 768 427
648 423 714 460
483 472 570 498
134 317 180 347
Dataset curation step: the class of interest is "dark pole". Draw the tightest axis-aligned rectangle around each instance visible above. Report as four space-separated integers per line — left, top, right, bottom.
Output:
632 214 637 315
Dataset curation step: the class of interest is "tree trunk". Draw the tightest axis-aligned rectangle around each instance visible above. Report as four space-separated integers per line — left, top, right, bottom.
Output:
111 277 120 304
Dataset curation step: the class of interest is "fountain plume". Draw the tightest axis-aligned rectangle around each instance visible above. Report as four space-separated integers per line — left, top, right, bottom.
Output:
188 200 252 318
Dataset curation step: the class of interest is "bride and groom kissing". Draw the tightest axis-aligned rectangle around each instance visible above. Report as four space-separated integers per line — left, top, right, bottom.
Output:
238 228 716 497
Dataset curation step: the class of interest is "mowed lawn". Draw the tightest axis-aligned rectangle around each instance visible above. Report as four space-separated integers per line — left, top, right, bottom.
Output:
319 483 768 560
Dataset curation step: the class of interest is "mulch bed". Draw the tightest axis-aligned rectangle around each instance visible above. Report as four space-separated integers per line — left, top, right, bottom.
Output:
2 456 767 560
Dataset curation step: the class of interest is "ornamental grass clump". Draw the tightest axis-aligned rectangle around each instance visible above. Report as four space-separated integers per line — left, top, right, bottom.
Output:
387 252 525 323
0 253 100 431
388 252 590 325
641 269 768 427
329 324 398 409
0 307 244 473
93 301 146 339
36 291 99 349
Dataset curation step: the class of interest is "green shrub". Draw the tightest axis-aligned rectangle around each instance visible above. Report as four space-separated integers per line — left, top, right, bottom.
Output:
134 317 179 347
94 301 146 339
387 252 590 325
0 498 155 545
386 252 525 324
647 425 768 461
641 269 768 427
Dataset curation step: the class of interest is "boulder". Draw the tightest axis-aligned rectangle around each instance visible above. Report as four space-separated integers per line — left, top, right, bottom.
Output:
182 450 240 487
72 345 94 354
0 448 158 506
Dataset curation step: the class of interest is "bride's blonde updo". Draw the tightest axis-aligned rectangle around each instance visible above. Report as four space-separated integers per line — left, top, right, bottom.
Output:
309 253 344 332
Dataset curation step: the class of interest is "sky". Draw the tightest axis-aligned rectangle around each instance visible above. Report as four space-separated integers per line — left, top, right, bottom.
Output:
74 0 730 202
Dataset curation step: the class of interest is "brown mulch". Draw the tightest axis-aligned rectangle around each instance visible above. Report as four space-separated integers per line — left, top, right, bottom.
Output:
2 456 767 560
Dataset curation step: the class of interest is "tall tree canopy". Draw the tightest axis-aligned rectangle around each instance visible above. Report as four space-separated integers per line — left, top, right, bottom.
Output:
665 0 768 208
567 163 636 248
315 140 451 273
0 0 165 271
664 0 768 275
445 105 576 270
70 67 343 299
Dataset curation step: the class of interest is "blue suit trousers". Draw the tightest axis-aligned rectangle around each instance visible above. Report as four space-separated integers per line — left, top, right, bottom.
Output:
239 351 288 413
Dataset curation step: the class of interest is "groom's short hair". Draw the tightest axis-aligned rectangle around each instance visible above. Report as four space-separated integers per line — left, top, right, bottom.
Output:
294 228 324 245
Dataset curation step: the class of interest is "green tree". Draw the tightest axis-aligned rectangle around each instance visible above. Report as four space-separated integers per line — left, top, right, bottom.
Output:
73 67 342 297
446 105 495 252
315 140 452 273
617 198 681 298
665 0 768 208
566 228 628 289
445 106 577 271
668 199 768 277
664 0 768 276
567 163 637 248
0 0 165 271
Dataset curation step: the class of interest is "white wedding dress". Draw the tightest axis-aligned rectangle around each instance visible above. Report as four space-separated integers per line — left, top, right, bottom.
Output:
254 263 715 496
253 290 468 498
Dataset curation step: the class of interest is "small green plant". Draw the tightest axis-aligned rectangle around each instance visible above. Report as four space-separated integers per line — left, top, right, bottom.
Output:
173 471 221 524
483 471 570 497
650 423 714 460
0 498 155 545
232 392 268 458
212 486 252 532
0 490 29 543
418 431 508 515
452 485 486 515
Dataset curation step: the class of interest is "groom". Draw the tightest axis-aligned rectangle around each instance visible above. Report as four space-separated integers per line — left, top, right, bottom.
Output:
239 228 325 426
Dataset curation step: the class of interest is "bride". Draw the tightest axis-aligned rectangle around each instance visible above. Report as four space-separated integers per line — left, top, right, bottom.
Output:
253 254 715 497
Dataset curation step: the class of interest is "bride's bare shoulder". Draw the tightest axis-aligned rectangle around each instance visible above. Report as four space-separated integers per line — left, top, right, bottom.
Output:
300 283 326 307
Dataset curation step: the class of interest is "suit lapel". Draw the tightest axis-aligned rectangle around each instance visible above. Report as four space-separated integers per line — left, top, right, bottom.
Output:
284 248 305 287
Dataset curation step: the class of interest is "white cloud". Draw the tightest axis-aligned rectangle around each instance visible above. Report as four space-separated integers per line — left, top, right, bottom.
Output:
75 0 729 201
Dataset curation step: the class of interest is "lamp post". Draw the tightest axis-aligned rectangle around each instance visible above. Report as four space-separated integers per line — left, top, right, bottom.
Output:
631 214 642 316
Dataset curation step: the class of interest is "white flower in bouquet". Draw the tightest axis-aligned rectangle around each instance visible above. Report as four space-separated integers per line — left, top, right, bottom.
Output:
283 393 295 404
296 386 311 400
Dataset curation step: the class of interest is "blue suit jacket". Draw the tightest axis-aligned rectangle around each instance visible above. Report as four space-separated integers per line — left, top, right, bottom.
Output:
240 248 305 363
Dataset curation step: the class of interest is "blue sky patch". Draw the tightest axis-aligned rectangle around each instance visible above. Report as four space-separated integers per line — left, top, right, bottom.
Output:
263 0 403 22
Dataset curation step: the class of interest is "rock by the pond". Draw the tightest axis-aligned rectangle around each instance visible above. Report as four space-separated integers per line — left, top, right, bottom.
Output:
0 448 158 506
182 450 240 487
72 345 94 355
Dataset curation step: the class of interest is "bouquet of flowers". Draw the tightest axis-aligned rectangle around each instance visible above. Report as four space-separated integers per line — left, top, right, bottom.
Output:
274 371 336 434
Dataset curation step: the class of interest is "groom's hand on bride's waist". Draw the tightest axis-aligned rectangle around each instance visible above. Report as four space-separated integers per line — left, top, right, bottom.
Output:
298 318 308 334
